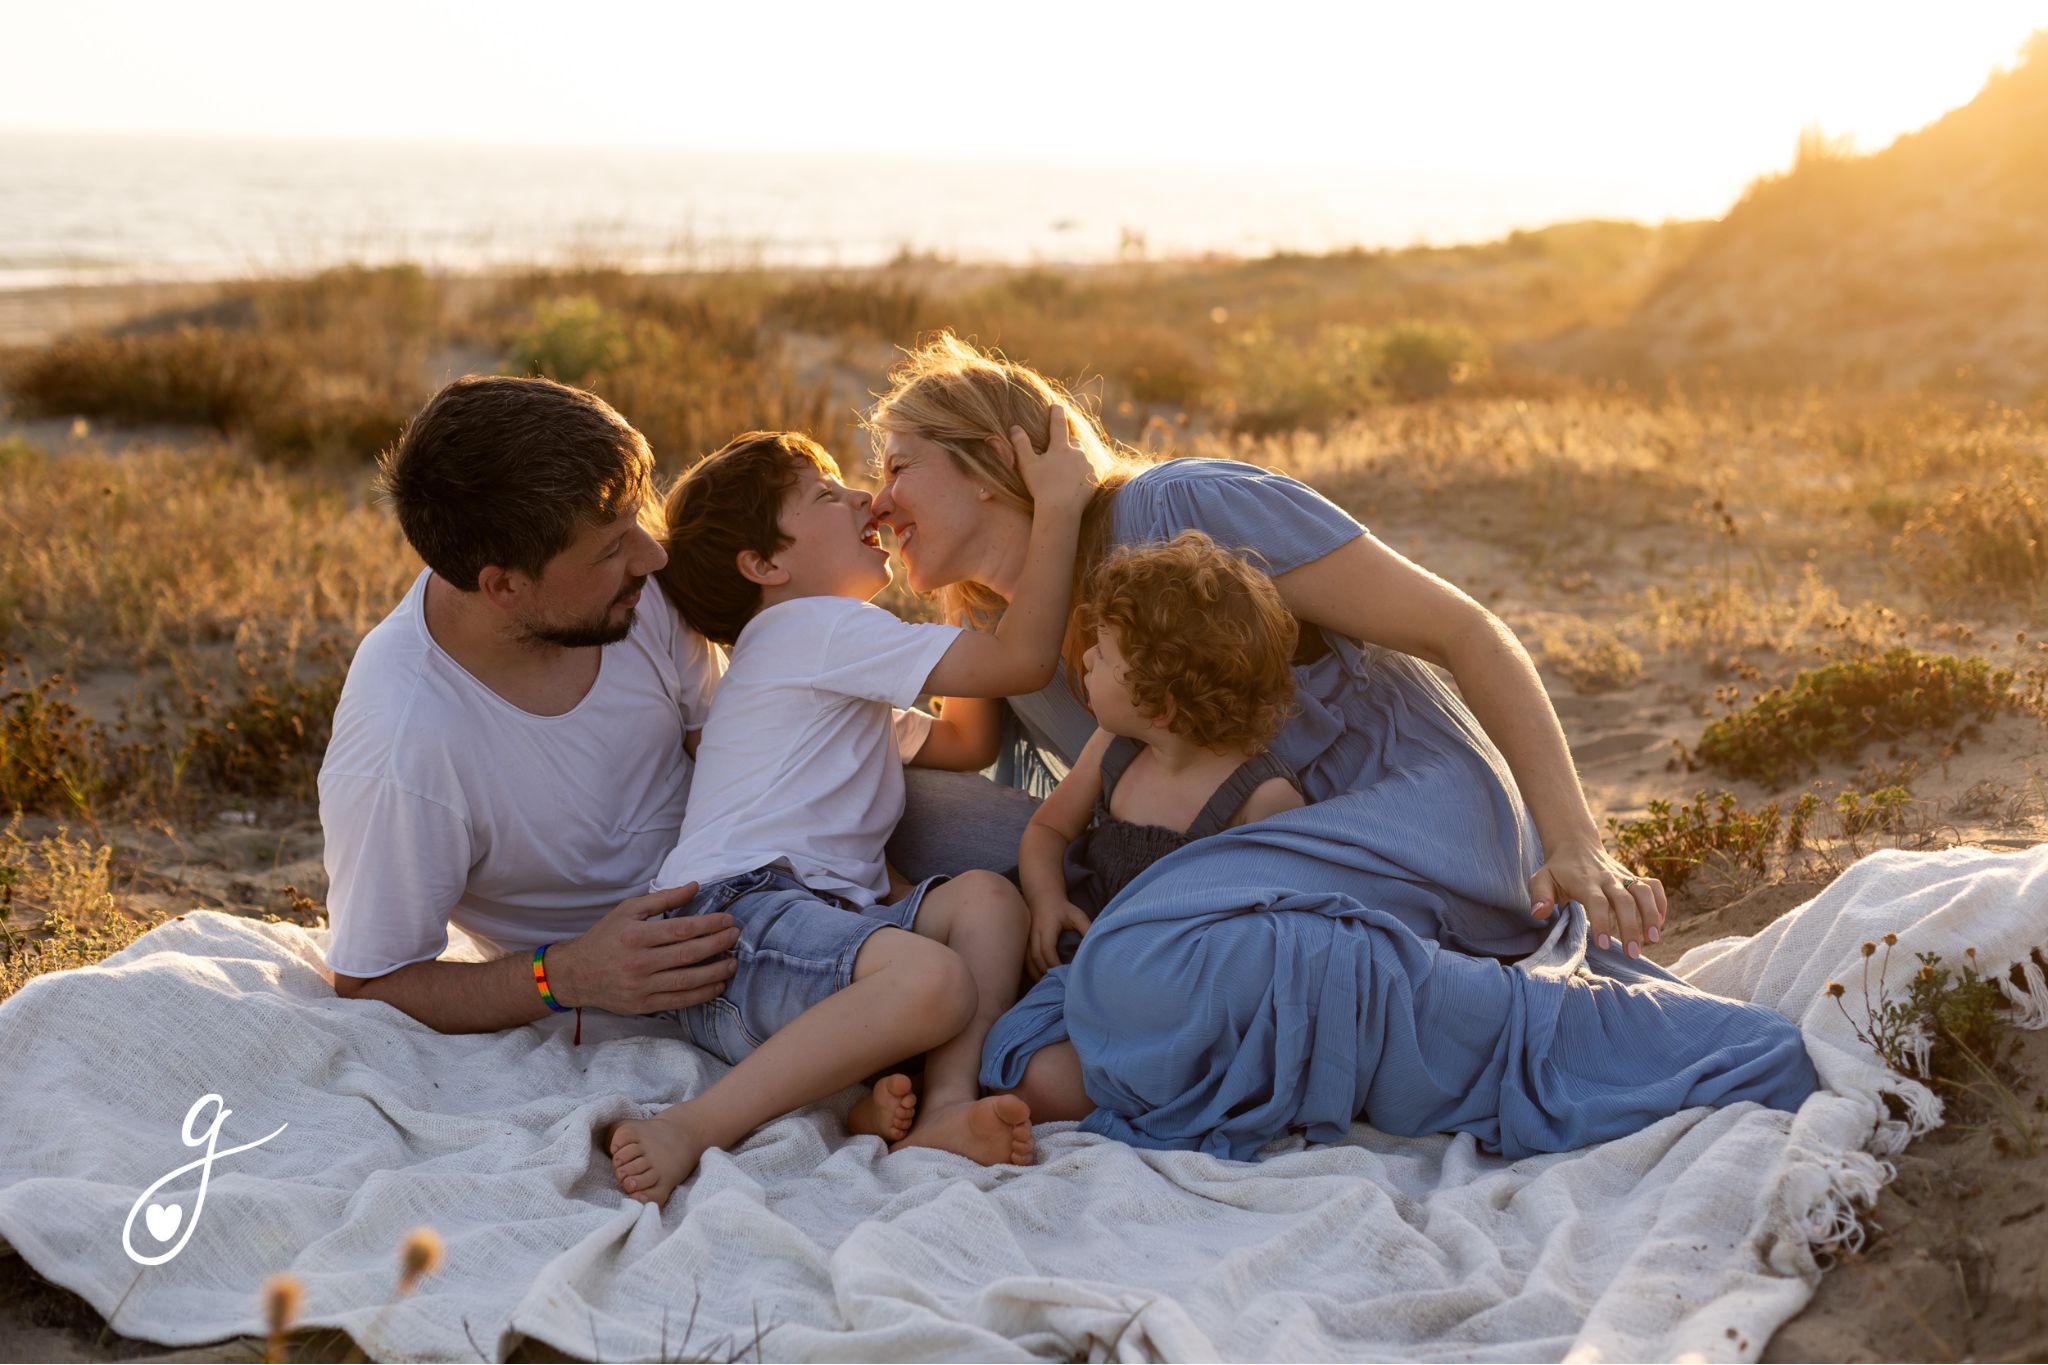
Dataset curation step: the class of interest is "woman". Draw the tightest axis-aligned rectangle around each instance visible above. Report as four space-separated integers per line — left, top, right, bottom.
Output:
869 335 1815 1159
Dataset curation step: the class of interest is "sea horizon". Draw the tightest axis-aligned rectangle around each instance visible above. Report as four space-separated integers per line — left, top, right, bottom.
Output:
0 128 1711 291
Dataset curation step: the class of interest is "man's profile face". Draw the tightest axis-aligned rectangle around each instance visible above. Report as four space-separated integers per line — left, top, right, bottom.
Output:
513 499 667 649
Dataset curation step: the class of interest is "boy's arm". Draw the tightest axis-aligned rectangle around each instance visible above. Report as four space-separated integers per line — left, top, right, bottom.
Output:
1021 729 1111 978
922 407 1094 699
910 695 1005 770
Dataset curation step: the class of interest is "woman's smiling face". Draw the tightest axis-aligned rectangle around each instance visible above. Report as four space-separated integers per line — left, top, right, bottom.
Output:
871 429 997 593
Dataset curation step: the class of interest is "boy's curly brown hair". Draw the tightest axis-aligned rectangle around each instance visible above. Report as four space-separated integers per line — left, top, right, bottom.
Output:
1078 530 1300 753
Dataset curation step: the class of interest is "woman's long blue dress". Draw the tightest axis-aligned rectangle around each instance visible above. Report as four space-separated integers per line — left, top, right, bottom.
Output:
979 457 1817 1160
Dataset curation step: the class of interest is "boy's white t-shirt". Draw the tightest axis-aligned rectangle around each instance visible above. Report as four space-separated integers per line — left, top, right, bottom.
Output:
318 569 726 978
654 596 961 906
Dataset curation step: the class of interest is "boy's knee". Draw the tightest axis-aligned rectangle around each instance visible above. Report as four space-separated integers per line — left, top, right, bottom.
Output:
950 869 1027 921
896 935 978 1034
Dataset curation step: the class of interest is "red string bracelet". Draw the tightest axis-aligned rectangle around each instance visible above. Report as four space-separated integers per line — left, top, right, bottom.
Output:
533 944 583 1046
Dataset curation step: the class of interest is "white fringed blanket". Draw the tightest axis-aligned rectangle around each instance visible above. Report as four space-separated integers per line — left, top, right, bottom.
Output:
1 844 2042 1362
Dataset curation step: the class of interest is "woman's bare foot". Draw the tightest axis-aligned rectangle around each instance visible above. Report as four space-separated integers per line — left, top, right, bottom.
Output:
609 1105 716 1206
846 1073 918 1141
891 1094 1034 1165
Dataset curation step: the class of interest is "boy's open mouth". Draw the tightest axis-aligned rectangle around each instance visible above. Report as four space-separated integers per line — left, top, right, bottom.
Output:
860 518 885 551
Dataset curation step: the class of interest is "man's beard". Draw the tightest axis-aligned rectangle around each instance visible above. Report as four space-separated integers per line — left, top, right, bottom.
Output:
516 578 643 649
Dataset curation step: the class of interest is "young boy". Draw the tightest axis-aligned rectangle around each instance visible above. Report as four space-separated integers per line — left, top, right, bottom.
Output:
604 414 1091 1206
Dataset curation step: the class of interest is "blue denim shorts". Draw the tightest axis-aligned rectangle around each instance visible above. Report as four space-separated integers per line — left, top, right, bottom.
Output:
653 865 941 1065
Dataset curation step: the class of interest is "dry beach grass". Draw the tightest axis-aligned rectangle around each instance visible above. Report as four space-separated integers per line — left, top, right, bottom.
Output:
4 46 2048 1355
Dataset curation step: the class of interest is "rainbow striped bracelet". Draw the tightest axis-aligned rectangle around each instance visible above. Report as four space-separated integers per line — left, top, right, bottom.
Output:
533 943 569 1012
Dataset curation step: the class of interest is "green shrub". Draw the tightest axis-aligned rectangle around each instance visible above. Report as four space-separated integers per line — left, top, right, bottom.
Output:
502 294 837 463
1694 648 2025 785
1609 789 1816 892
1829 939 2014 1100
1375 318 1489 400
505 295 643 385
1217 324 1379 434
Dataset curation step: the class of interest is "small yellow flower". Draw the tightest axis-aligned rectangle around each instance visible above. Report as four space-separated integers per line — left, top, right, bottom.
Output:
1860 941 1877 958
1825 981 1846 998
262 1273 302 1335
1882 932 1897 946
261 1272 303 1365
398 1226 445 1292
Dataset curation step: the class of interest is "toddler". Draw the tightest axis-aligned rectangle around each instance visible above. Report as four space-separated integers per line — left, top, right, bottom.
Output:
605 416 1089 1206
1019 530 1308 980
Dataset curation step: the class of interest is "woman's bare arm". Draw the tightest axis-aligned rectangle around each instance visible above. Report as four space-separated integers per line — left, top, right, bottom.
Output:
909 695 1005 771
1270 532 1667 954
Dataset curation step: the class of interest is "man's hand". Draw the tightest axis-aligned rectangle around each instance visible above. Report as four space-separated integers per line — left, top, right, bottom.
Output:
547 882 740 1014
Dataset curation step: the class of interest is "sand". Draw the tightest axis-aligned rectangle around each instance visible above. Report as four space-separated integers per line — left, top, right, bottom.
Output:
2 277 2043 1363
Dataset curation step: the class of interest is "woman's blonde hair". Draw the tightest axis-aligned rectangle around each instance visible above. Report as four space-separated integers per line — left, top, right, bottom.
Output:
865 333 1151 660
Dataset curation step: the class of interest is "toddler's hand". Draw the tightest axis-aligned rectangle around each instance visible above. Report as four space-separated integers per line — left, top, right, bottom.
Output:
1026 898 1093 980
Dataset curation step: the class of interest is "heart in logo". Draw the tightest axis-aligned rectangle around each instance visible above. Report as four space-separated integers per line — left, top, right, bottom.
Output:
145 1202 182 1242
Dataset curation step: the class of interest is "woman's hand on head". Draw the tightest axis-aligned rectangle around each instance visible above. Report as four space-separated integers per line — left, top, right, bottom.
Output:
1009 404 1093 513
1529 843 1668 960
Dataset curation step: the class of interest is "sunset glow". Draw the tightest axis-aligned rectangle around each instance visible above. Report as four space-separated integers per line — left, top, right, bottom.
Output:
4 0 2044 229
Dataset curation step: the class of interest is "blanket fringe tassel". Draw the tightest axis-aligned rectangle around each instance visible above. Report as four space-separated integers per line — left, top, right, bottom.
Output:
1795 1152 1894 1260
1997 948 2048 1030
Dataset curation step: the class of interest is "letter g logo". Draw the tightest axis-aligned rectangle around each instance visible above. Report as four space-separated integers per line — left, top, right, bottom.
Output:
123 1094 288 1266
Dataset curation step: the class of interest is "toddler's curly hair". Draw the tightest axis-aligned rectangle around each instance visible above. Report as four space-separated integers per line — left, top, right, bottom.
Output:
1078 530 1299 753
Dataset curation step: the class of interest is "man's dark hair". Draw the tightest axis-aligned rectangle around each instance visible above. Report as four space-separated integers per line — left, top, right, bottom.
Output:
657 431 838 646
377 375 654 590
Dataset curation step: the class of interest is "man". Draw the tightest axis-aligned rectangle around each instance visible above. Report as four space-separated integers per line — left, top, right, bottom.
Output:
321 375 738 1034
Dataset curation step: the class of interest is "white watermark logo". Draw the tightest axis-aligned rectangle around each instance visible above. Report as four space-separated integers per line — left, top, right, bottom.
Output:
123 1094 288 1266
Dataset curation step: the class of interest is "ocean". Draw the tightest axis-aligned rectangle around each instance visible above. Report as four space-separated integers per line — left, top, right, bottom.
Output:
0 131 1608 287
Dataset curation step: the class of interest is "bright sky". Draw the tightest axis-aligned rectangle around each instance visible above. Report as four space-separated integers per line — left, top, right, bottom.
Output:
5 0 2046 221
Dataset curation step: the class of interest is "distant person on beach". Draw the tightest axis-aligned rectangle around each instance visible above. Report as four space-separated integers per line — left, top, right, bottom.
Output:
602 419 1091 1207
320 376 743 1036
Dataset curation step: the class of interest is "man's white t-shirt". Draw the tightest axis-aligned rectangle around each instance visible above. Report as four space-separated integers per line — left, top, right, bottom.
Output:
319 569 725 978
653 596 961 907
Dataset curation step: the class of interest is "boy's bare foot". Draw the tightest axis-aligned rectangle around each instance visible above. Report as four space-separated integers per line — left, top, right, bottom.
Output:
847 1073 918 1142
891 1094 1034 1166
609 1106 715 1206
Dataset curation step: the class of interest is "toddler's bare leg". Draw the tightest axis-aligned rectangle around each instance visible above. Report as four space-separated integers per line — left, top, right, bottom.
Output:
1004 1041 1094 1123
608 927 969 1206
887 871 1035 1164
